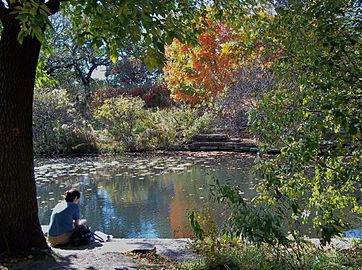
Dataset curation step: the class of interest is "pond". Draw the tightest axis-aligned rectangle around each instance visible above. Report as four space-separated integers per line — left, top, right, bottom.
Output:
36 152 361 239
36 152 257 238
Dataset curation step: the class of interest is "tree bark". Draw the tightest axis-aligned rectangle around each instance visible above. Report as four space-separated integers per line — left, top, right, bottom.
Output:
0 16 48 255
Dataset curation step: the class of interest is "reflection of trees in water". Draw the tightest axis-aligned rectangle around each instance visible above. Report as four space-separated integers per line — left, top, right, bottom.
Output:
80 182 118 234
169 163 255 237
83 174 174 237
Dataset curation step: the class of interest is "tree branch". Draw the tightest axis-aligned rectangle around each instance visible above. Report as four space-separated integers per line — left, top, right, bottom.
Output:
86 63 99 81
0 1 9 22
86 57 111 81
45 0 66 15
46 61 74 74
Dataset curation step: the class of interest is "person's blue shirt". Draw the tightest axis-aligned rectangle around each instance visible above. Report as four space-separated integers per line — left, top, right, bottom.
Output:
48 202 80 236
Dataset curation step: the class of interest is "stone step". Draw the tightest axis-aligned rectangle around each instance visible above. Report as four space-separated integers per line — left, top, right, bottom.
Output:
188 141 257 148
168 141 280 153
191 133 229 142
167 132 281 153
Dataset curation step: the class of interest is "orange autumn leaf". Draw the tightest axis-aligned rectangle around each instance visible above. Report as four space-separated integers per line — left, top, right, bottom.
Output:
164 20 243 105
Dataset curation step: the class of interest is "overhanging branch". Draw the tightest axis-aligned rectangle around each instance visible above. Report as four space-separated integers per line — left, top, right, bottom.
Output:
45 0 67 15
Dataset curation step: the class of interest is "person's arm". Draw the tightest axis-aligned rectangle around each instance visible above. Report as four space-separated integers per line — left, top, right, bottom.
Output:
73 204 81 227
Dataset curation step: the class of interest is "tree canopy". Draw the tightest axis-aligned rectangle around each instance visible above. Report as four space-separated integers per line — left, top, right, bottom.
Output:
249 0 362 242
1 0 214 65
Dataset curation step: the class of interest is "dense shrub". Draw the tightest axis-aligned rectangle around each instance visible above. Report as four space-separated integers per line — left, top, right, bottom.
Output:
33 88 97 155
93 95 212 151
34 90 212 154
93 95 145 150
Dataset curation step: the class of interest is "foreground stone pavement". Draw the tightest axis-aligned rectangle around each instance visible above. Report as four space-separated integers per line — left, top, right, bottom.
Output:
3 238 198 270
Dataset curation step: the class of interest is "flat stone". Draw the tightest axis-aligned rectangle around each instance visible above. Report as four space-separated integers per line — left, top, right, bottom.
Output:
199 146 219 151
167 145 184 151
235 147 252 152
41 226 197 261
10 227 199 270
191 141 238 147
217 145 236 150
192 134 229 142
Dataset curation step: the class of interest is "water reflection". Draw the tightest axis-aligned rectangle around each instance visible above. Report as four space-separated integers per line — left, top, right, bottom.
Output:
36 153 255 238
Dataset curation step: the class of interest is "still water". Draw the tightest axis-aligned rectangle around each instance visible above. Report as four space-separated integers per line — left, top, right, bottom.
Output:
36 152 256 238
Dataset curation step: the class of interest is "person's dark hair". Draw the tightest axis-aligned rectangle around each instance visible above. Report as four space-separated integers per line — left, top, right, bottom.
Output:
64 189 80 202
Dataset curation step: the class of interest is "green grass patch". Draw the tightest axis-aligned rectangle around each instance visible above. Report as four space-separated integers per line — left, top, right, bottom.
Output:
179 237 362 270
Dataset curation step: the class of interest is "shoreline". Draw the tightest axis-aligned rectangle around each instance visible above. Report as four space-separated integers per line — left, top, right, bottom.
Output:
3 236 360 270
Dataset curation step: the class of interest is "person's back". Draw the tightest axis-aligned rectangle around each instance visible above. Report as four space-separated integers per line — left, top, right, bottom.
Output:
48 189 81 247
49 201 80 237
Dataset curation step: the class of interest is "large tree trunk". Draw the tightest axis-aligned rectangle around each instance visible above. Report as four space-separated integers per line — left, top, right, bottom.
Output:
0 16 48 255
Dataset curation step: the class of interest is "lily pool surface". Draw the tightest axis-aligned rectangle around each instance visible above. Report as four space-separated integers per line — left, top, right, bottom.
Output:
36 152 361 239
36 152 256 238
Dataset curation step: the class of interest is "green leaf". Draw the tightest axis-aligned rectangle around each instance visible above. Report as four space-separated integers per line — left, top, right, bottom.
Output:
110 53 118 63
17 30 26 44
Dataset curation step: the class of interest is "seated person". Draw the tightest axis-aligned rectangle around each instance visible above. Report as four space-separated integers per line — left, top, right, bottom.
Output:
48 189 81 247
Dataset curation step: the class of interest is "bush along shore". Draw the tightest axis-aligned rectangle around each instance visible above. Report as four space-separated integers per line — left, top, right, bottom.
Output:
181 236 362 270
